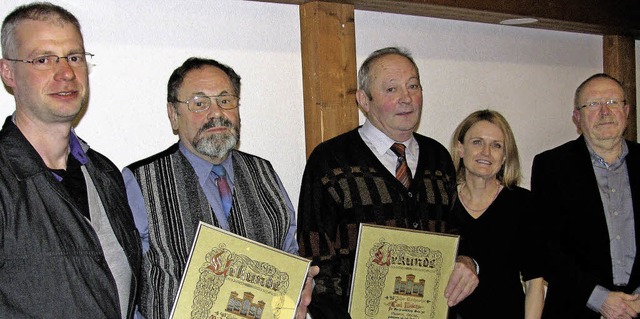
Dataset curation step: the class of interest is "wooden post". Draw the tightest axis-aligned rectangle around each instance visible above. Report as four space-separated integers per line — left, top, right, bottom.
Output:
603 35 637 142
300 1 358 158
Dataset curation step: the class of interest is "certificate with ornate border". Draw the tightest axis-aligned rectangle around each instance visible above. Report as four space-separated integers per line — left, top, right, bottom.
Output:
169 221 311 319
348 223 459 319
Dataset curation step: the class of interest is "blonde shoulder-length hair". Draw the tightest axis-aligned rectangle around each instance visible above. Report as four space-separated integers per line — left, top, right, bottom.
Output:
450 109 522 189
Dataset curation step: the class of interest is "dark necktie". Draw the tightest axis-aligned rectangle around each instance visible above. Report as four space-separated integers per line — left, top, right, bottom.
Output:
211 165 232 219
391 143 412 189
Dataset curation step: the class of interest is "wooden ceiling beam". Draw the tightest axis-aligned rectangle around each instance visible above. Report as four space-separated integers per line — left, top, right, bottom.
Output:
254 0 640 38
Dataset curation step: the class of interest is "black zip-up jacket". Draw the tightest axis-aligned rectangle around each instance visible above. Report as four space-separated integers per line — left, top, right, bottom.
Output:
0 117 142 318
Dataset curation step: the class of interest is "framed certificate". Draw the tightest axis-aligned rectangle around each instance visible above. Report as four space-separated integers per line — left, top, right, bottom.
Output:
170 221 311 319
349 223 459 319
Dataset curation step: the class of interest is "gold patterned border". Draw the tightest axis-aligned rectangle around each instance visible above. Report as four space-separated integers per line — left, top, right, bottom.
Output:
189 243 291 319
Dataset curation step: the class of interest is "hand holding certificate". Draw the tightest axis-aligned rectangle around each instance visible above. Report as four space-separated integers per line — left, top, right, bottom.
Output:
349 224 459 319
170 222 311 319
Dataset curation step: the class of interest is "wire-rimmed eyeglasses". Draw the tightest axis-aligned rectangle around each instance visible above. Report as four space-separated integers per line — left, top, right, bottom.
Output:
4 52 94 71
577 99 626 110
171 94 240 113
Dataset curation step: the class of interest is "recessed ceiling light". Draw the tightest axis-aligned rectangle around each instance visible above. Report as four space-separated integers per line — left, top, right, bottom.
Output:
500 18 539 25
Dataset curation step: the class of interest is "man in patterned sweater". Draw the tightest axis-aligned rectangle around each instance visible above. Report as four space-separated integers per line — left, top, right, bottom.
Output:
123 57 317 319
298 47 478 317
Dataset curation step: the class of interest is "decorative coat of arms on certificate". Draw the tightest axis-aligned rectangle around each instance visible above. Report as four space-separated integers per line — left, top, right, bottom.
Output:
349 223 459 319
169 221 311 319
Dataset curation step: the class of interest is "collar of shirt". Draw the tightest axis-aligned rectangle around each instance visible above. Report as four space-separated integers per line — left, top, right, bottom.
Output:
51 132 87 181
586 140 628 170
68 129 88 165
50 131 87 182
178 142 235 189
360 120 417 156
359 119 418 175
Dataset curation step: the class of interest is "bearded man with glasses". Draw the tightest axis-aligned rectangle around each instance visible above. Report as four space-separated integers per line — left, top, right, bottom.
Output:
0 2 142 318
532 73 640 319
122 57 318 319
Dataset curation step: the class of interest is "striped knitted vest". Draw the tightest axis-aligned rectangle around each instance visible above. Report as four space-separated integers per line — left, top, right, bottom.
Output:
130 146 290 318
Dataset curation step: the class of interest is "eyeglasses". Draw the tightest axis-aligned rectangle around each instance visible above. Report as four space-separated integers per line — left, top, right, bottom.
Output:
4 52 94 71
172 94 240 113
577 99 626 110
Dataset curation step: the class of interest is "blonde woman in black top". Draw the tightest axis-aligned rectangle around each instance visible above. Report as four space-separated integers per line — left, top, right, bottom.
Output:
450 109 545 319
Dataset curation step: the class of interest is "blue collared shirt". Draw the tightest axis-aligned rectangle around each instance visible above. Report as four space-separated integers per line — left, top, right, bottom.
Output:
586 141 637 311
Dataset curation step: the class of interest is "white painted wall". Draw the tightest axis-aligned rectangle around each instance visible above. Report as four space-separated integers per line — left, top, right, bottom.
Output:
0 1 633 209
0 0 307 206
356 11 603 188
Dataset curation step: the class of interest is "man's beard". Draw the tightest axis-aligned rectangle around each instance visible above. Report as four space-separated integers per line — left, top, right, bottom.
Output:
191 117 240 160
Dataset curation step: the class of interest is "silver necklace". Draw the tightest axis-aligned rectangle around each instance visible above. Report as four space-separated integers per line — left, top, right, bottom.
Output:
458 182 502 212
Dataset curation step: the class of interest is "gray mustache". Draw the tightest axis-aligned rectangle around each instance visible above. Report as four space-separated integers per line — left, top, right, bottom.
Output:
198 118 233 134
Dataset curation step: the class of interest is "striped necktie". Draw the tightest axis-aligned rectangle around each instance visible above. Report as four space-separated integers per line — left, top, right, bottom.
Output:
211 165 232 219
390 143 412 189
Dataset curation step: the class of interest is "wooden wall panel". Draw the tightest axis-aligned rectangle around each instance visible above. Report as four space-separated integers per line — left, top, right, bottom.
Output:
604 35 637 142
300 1 358 157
